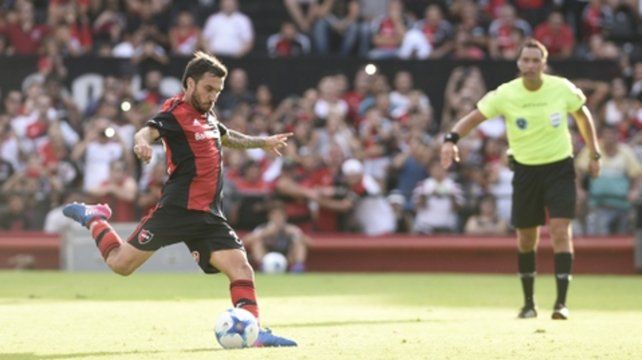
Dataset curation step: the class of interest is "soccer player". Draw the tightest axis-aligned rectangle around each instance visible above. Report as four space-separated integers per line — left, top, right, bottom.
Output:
63 52 296 346
440 39 602 320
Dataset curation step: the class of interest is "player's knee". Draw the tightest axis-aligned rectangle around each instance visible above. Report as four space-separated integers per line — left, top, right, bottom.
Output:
107 258 135 276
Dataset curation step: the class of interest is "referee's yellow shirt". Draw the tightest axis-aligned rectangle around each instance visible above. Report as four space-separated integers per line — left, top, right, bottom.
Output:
477 74 586 165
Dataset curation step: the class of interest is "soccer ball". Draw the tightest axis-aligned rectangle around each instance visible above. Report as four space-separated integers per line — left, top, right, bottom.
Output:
261 252 288 274
214 308 259 349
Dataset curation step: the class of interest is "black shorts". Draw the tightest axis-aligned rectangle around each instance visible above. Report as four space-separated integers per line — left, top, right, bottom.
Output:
128 205 244 273
511 157 576 228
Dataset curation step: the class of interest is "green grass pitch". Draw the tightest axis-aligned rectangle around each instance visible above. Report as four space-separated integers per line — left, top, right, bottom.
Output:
1 272 641 359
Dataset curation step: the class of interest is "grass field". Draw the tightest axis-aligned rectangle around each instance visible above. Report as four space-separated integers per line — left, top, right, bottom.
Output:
1 272 641 360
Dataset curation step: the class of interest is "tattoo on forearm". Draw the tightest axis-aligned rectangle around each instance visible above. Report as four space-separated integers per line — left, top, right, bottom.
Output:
222 130 266 149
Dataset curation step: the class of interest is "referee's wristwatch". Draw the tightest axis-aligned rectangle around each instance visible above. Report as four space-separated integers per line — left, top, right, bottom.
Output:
444 132 460 144
591 152 602 161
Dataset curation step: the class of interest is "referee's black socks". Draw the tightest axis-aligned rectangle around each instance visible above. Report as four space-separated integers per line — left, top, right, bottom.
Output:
554 252 573 307
518 251 537 308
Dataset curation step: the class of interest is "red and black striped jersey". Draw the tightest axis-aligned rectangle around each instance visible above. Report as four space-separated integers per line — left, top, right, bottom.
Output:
146 95 228 218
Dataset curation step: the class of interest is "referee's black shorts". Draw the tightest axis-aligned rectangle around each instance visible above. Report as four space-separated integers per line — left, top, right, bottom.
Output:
511 157 576 229
127 205 244 273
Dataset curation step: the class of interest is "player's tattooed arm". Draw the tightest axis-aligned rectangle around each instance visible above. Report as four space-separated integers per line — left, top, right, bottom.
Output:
222 130 293 156
221 129 267 149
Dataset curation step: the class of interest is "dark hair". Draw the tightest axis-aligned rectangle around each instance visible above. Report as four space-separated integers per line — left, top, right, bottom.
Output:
517 38 548 62
181 51 228 89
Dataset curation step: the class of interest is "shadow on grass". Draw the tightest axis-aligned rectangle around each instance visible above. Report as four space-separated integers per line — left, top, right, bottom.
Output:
2 348 217 360
276 317 444 328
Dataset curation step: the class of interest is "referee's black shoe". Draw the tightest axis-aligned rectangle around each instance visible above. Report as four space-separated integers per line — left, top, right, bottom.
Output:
552 304 569 320
517 305 538 319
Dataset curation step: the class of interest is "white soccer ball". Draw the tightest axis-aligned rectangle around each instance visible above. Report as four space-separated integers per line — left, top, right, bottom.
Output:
214 308 259 349
262 252 288 274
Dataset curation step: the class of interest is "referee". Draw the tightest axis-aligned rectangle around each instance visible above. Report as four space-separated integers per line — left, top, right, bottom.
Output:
440 39 601 320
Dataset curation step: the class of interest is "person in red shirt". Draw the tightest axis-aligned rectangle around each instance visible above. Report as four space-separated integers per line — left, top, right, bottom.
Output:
169 10 200 56
88 160 138 222
534 11 574 59
4 2 50 55
62 52 296 347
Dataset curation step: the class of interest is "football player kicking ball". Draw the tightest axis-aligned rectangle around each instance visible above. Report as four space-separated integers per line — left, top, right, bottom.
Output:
64 52 296 347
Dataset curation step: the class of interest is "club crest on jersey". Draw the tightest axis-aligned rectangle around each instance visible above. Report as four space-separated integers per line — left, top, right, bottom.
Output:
516 117 528 130
138 229 154 244
549 113 562 127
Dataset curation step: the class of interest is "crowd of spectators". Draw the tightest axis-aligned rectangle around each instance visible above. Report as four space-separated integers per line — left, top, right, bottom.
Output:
1 0 642 237
1 0 641 60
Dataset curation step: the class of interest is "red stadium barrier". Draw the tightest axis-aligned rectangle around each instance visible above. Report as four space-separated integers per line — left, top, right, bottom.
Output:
0 232 60 269
0 232 635 274
306 235 636 274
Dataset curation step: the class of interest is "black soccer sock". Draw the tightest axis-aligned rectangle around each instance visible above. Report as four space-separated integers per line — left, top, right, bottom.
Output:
518 251 537 307
554 252 573 307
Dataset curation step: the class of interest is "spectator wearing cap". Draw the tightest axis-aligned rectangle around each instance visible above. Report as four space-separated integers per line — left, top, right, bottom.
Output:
340 158 396 235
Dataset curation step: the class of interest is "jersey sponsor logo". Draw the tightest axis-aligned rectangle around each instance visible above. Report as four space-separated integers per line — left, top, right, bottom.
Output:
191 250 200 263
549 113 562 127
138 229 154 244
195 130 219 141
516 117 528 130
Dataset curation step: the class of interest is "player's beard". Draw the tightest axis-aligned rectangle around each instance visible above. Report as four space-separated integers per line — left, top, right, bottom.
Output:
192 95 212 114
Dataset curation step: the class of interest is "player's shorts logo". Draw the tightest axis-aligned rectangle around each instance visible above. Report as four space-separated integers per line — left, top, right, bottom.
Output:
191 251 200 263
230 230 242 245
516 117 528 130
138 229 154 244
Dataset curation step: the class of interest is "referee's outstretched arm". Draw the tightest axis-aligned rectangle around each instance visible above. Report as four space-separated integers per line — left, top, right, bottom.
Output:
440 109 487 169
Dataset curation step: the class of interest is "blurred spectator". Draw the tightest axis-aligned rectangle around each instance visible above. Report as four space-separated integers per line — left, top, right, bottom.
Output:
340 158 396 235
0 193 34 230
217 68 255 118
311 0 361 56
441 66 487 131
131 36 169 74
202 0 254 57
602 78 634 127
226 159 273 231
244 203 310 273
314 76 349 120
367 0 410 59
71 118 130 192
488 4 532 59
3 1 49 55
389 70 432 119
464 194 509 235
169 10 200 56
584 33 620 60
629 61 642 98
88 159 138 222
390 133 432 210
577 126 641 235
137 161 166 215
387 190 413 233
412 161 463 234
534 10 574 59
399 4 454 59
601 0 639 43
283 0 326 33
267 21 311 57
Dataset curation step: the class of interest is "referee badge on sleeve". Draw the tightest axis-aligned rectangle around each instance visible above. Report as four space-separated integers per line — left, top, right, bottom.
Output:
549 113 562 127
